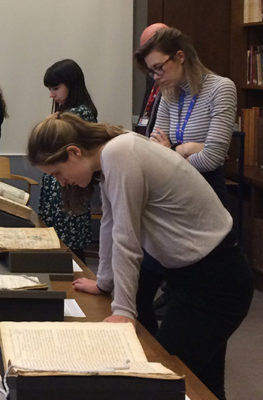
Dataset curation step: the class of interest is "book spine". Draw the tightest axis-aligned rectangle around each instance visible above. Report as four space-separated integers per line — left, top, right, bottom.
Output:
241 108 250 166
244 0 262 23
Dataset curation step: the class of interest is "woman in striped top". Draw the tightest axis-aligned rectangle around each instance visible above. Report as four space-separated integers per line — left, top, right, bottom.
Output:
135 26 237 208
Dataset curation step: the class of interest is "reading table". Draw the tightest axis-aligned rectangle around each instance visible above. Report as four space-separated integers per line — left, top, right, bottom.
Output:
52 256 219 400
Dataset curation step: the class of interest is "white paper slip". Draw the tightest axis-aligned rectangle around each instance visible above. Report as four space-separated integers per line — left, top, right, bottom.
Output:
64 299 86 317
73 260 82 272
186 395 191 400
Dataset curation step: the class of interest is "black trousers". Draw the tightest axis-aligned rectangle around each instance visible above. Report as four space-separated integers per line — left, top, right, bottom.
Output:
137 243 253 400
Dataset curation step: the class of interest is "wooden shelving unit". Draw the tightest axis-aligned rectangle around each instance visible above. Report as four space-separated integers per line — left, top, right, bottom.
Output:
230 0 263 286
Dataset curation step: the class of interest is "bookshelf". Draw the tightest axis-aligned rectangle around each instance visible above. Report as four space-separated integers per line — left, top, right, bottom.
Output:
230 0 263 110
230 0 263 287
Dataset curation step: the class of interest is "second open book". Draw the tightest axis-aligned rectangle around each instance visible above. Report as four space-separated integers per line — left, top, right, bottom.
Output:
0 227 60 251
0 321 182 380
0 181 32 220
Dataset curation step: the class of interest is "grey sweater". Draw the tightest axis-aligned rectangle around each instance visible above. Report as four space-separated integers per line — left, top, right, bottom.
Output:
97 132 232 319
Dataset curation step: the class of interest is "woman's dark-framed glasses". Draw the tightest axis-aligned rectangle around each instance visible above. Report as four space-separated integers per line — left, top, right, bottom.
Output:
147 55 174 78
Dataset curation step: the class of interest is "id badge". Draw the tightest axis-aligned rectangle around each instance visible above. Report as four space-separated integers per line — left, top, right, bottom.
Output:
137 116 149 127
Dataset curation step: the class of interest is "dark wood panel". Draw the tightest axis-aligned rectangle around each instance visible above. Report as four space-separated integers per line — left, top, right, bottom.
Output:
147 0 164 24
161 0 231 76
163 0 195 38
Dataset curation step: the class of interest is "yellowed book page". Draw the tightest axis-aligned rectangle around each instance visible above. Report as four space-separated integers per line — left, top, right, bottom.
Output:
0 227 60 250
0 322 149 374
0 196 32 220
0 274 47 290
0 182 29 205
115 361 176 375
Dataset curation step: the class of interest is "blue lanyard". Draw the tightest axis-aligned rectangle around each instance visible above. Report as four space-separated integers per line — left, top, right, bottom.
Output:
176 91 197 144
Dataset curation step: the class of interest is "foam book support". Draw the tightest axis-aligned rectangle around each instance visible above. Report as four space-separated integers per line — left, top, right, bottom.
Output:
3 374 186 400
0 210 35 227
7 249 73 274
0 274 65 322
0 227 74 279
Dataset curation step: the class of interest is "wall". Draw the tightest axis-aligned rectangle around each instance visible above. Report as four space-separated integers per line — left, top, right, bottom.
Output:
0 0 146 234
0 0 133 155
132 0 148 120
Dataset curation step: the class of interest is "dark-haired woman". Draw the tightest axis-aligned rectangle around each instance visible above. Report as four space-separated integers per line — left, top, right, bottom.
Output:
39 59 97 262
0 88 8 138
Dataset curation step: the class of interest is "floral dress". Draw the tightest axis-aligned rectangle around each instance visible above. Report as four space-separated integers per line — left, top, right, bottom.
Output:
38 105 96 257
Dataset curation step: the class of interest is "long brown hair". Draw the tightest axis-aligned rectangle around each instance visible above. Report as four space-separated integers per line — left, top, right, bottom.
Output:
28 112 124 213
134 27 210 97
0 88 8 119
44 59 97 119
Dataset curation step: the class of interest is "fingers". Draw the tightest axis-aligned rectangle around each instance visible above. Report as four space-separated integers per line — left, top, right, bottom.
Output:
150 132 161 142
103 314 136 326
150 129 170 147
72 278 101 295
155 128 166 136
72 278 87 285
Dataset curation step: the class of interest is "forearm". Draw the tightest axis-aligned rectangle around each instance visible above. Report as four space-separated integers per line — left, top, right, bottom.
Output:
101 152 145 320
189 78 237 172
96 189 114 293
175 142 205 158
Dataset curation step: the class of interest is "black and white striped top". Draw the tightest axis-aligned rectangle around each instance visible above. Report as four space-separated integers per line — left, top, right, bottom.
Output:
153 74 237 172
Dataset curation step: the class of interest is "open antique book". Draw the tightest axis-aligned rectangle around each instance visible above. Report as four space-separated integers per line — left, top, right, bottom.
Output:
0 182 33 220
0 182 29 205
0 182 32 220
0 227 61 251
0 321 182 380
0 274 48 290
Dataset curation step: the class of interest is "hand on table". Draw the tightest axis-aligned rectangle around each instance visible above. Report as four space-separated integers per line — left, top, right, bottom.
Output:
104 314 136 327
72 278 103 295
150 128 170 147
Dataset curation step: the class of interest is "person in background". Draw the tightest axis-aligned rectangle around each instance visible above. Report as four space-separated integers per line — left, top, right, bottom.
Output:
134 26 238 333
135 26 237 207
135 23 170 319
135 23 167 136
0 88 8 138
27 112 253 400
39 59 97 262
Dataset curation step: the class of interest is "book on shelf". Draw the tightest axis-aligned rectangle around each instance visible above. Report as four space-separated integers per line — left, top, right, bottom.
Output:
243 0 262 23
0 274 48 290
0 321 183 380
247 48 251 84
256 115 263 168
248 106 260 165
0 181 33 221
241 108 251 165
0 227 61 251
241 106 263 166
246 44 263 86
256 49 263 85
